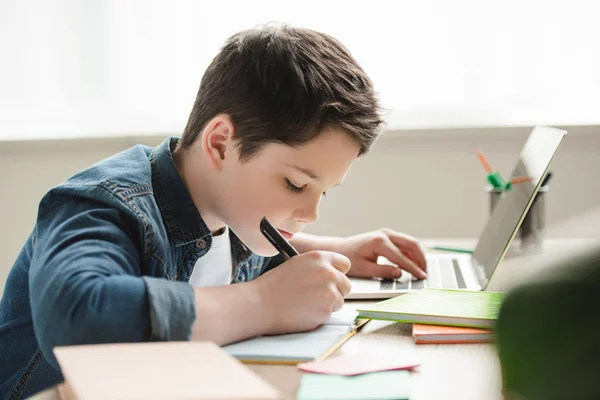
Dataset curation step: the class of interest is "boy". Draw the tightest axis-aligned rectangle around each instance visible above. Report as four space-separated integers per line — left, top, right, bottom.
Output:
0 25 427 398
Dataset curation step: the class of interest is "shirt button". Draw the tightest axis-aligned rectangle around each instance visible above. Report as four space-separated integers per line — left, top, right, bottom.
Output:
196 239 206 249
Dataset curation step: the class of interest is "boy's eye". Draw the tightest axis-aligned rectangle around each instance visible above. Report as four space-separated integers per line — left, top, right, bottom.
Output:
285 178 328 197
285 178 305 193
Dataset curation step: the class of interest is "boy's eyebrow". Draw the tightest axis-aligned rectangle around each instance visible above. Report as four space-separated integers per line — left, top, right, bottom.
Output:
284 163 342 187
285 163 319 180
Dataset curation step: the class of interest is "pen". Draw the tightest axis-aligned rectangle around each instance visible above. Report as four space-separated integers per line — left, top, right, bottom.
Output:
504 176 534 190
510 176 534 185
476 148 506 189
260 217 299 258
540 171 553 187
530 171 553 208
429 245 474 255
476 148 493 174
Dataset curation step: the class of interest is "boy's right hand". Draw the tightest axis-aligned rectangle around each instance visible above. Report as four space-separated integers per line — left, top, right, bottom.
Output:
250 251 351 335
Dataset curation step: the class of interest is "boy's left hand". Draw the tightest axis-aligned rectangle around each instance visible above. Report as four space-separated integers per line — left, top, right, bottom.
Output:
334 228 427 280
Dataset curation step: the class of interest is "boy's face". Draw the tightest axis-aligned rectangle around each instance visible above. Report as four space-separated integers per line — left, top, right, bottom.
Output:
218 127 360 256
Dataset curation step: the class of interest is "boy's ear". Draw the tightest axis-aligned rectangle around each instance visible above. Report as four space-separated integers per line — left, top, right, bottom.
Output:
201 114 235 169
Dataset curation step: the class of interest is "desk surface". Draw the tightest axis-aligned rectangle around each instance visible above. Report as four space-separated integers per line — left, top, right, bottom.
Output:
28 238 597 400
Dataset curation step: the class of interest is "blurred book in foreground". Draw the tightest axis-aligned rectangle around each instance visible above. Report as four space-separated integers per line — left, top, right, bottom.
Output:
54 342 281 400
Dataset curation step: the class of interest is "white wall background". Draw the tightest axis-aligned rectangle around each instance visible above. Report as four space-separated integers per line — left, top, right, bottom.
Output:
1 0 600 140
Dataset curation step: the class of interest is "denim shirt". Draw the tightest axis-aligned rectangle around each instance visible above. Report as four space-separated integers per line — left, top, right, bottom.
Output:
0 137 282 399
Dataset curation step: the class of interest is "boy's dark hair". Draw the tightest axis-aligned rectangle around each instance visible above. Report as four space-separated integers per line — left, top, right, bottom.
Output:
179 24 384 161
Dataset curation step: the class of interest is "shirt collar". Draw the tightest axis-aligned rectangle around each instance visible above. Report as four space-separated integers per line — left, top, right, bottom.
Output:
150 137 253 262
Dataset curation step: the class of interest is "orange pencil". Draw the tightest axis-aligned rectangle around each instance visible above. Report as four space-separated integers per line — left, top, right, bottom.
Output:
510 176 534 185
476 148 493 174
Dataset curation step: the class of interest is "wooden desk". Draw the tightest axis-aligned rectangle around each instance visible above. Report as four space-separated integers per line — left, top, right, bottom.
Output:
28 239 596 400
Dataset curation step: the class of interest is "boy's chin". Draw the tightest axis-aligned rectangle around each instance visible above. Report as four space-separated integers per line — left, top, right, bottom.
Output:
241 236 281 258
247 243 280 258
230 226 281 257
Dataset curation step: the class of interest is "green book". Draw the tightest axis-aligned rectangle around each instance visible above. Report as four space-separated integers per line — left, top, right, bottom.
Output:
357 289 506 329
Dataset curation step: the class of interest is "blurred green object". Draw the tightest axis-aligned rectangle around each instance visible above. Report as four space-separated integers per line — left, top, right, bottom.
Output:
429 245 474 254
496 244 600 400
487 172 506 190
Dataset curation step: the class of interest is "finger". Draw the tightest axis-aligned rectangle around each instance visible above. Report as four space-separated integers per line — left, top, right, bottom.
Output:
402 249 422 270
328 267 352 297
350 261 402 280
331 289 345 312
384 230 428 271
324 251 351 274
374 237 427 279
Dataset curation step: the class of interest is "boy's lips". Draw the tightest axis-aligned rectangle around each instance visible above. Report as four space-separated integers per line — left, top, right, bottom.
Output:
277 229 294 240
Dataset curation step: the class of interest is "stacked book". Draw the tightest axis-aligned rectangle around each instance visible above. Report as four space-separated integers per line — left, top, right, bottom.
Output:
357 289 505 344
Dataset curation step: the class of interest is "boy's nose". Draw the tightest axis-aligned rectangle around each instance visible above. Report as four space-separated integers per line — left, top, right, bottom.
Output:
293 198 319 225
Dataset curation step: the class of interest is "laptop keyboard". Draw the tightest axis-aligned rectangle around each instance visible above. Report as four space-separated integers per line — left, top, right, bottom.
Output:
378 258 467 291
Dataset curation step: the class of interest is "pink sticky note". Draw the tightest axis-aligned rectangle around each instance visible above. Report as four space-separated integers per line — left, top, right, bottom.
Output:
297 352 420 376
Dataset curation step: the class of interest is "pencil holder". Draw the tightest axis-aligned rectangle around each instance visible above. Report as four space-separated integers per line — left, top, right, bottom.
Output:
486 185 548 253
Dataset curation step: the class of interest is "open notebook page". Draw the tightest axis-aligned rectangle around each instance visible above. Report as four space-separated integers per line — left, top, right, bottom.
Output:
223 305 358 363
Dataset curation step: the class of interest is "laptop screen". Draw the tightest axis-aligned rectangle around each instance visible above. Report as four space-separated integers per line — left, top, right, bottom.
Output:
471 126 566 288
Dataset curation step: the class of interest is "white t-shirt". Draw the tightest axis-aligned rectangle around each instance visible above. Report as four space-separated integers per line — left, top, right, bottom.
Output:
188 228 233 287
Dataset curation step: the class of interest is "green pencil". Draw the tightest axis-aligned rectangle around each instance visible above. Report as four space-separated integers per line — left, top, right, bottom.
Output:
429 245 474 254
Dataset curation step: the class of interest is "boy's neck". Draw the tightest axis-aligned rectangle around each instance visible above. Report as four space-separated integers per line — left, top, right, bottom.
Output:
172 145 227 235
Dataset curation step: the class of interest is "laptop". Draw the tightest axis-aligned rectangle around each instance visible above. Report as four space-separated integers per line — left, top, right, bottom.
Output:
347 126 566 299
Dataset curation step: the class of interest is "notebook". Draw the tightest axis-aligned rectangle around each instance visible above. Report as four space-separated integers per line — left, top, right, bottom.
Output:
412 324 494 344
223 306 366 365
357 289 505 329
297 351 420 376
53 342 281 400
296 371 411 400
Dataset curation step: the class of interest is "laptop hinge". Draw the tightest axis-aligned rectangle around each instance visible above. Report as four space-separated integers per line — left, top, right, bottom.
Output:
470 258 489 289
